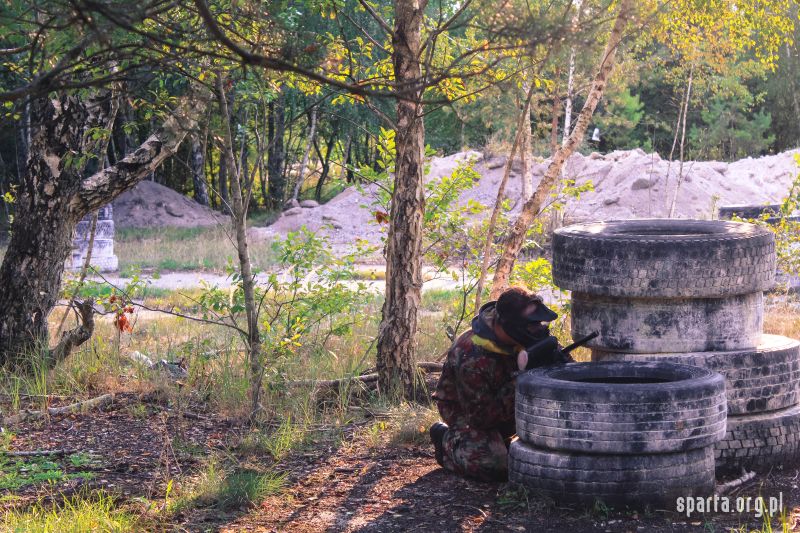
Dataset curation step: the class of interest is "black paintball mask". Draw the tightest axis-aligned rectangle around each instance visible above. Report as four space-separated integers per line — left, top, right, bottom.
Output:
497 297 558 348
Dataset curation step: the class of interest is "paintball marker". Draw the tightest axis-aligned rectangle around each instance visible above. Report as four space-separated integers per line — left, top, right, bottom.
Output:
522 331 599 370
561 331 599 355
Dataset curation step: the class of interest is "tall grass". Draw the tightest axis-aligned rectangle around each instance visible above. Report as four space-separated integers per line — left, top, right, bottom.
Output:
764 297 800 339
1 493 139 532
174 462 285 512
115 226 278 273
0 286 447 424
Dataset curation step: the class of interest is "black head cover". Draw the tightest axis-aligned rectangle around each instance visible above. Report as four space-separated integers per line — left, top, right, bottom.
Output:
496 288 559 347
524 301 558 323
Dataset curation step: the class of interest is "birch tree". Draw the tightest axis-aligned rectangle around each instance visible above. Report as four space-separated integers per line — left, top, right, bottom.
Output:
490 0 633 298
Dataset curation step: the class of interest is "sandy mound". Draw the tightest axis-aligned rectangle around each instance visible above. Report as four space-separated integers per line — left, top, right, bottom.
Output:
250 148 800 254
113 180 228 229
561 148 800 221
249 152 487 253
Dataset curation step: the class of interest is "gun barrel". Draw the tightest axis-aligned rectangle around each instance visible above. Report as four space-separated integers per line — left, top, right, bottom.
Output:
562 331 599 354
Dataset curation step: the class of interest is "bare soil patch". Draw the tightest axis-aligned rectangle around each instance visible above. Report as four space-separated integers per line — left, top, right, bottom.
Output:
213 437 800 533
7 395 800 532
4 393 235 508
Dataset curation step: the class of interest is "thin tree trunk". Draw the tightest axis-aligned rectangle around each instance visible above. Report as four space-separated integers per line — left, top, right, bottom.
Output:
207 147 217 209
563 53 575 144
520 84 533 201
376 0 428 399
474 83 537 311
190 135 210 206
218 90 235 211
237 106 252 209
550 77 561 156
292 105 318 202
663 75 689 209
340 134 352 183
281 98 296 189
668 64 694 219
219 149 229 211
215 75 263 421
562 0 584 145
314 133 336 201
259 105 269 207
490 0 631 299
267 94 286 208
240 135 251 210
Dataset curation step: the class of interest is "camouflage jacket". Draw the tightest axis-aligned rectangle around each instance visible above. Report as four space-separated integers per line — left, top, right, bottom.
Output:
433 303 520 436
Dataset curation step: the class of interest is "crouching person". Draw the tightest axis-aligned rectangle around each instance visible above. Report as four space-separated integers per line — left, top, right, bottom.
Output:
429 287 568 481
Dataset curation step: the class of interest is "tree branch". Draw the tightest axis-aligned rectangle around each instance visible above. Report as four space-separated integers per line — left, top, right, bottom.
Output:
50 299 96 365
3 393 114 427
74 86 209 216
356 0 395 37
192 0 389 98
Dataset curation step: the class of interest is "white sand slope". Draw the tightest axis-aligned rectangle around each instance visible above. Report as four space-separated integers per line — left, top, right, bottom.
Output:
251 148 800 253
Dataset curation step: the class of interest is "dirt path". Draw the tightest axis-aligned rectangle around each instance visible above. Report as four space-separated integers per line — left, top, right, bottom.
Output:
8 398 800 532
209 440 800 533
213 442 546 533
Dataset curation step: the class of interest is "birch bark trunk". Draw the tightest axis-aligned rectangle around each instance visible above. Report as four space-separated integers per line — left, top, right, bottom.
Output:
489 0 631 299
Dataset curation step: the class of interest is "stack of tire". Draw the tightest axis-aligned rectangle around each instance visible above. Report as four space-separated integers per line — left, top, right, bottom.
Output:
508 361 727 506
551 219 800 475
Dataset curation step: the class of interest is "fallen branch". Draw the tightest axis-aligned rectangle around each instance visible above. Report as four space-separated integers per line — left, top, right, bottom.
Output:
3 393 114 426
147 403 209 421
0 449 74 457
716 469 756 495
289 373 379 390
288 362 443 391
127 351 188 380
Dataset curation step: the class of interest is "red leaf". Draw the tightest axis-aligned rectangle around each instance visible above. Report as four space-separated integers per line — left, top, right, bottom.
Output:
374 210 389 224
114 314 133 333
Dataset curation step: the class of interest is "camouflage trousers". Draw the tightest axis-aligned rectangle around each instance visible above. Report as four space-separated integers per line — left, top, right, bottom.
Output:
441 426 509 482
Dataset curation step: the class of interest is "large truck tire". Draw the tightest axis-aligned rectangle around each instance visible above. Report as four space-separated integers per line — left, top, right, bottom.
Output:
570 291 763 353
552 219 775 298
509 440 716 506
515 362 727 454
716 404 800 474
593 334 800 416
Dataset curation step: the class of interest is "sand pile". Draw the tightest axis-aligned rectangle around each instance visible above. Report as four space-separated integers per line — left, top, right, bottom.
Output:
113 180 228 229
250 148 800 253
561 148 800 221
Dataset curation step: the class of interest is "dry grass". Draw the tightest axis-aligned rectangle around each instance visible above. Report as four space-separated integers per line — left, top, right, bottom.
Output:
764 295 800 339
17 288 455 422
115 226 278 273
0 274 794 530
11 288 797 421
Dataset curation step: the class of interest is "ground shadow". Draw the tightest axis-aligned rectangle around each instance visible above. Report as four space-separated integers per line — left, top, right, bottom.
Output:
346 468 505 532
